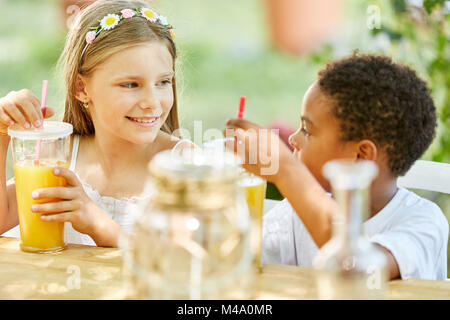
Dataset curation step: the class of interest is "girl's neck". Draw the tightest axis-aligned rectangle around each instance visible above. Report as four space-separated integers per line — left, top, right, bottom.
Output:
87 131 156 176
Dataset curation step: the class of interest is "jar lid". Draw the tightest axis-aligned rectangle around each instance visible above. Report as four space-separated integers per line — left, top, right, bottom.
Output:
8 121 73 140
149 148 241 182
323 159 378 190
148 149 243 210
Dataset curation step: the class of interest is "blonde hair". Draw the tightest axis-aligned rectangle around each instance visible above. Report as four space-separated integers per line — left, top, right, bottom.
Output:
58 0 179 136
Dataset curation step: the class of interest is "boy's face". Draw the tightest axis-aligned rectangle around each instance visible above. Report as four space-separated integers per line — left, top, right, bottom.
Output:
288 82 357 192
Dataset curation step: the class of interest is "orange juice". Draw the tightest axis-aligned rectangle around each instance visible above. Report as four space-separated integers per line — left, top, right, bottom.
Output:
238 174 266 270
14 159 68 253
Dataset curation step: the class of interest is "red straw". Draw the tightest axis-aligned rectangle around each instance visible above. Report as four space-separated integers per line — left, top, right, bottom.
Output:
34 80 48 166
237 96 246 119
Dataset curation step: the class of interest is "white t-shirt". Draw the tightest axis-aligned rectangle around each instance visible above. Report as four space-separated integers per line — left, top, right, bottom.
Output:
261 188 449 280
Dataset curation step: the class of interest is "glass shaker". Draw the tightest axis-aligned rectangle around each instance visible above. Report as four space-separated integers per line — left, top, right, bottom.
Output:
121 148 254 299
313 159 388 299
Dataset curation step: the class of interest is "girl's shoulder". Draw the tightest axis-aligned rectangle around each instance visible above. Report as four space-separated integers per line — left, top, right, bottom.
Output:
68 134 95 170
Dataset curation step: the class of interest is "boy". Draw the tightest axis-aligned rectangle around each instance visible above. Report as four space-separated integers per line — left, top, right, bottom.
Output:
226 53 448 280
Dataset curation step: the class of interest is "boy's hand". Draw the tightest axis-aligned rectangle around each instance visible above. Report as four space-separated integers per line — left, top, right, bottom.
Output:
0 89 55 135
225 118 298 183
30 167 114 242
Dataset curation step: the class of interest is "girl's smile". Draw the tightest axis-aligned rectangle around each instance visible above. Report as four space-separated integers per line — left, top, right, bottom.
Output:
125 116 160 127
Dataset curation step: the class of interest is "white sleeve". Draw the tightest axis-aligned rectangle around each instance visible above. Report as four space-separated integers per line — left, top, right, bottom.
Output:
261 199 297 266
369 204 449 280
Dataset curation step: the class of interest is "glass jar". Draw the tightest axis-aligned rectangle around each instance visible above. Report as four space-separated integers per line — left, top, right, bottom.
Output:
313 159 388 299
121 148 254 299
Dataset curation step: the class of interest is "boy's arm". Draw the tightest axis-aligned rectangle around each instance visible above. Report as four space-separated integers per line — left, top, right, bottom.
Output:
0 135 19 234
226 119 409 280
375 244 400 280
276 156 401 279
274 156 337 248
226 118 336 248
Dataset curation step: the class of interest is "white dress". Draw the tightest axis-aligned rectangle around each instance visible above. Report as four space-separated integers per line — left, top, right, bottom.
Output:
3 135 193 246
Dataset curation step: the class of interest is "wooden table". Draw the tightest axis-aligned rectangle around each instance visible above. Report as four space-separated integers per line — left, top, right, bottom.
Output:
0 236 449 300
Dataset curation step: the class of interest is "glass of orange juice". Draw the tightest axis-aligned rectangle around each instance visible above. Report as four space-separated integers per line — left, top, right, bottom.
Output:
8 121 73 253
237 170 266 271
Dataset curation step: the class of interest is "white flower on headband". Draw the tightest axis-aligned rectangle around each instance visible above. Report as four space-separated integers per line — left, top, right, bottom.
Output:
141 8 158 22
100 13 121 30
158 15 169 26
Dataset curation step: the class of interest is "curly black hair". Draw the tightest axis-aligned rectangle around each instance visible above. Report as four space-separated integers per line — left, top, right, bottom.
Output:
318 53 437 177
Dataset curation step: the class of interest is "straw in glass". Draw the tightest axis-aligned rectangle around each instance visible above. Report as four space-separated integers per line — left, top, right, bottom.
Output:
33 80 48 166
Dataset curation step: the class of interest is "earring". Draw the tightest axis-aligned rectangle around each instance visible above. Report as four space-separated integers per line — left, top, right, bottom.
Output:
83 103 89 109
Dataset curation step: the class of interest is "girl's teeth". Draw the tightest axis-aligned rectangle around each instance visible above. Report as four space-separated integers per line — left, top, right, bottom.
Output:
130 117 157 123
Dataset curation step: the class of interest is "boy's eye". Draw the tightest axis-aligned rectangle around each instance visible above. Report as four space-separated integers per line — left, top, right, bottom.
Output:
121 82 138 89
301 127 311 137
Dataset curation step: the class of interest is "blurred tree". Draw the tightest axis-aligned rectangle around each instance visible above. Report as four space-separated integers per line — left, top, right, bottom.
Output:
371 0 450 163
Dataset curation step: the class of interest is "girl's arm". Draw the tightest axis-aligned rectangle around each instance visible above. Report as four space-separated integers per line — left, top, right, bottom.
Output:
0 135 19 235
31 167 121 247
89 209 121 247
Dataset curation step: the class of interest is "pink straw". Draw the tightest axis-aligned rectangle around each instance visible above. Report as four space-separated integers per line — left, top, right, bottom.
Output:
40 80 48 118
237 96 246 119
34 80 48 166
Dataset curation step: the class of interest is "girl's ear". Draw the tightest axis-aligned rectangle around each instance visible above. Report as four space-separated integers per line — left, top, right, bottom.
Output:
74 74 90 103
356 140 378 161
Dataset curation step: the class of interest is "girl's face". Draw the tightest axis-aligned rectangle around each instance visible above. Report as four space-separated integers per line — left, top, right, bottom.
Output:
288 82 357 192
82 42 174 144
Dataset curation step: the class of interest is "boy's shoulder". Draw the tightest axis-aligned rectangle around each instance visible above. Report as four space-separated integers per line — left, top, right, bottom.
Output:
394 188 446 221
368 188 449 280
367 188 448 235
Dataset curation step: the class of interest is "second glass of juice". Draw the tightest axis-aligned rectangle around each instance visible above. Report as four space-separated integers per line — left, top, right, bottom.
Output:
238 170 267 271
203 138 267 270
8 121 73 253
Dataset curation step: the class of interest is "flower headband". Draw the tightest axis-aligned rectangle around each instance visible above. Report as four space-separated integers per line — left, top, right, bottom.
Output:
81 7 175 58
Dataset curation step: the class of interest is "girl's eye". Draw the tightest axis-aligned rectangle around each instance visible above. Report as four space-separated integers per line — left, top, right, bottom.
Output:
159 79 172 86
121 82 138 89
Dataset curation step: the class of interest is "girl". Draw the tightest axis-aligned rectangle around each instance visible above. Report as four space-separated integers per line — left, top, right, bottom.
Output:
0 0 192 247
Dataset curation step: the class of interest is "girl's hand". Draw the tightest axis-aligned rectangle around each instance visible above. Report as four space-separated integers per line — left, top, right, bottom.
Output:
30 167 118 246
0 89 55 135
225 118 298 184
